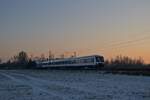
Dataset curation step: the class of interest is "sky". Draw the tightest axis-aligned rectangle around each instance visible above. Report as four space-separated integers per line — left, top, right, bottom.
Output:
0 0 150 63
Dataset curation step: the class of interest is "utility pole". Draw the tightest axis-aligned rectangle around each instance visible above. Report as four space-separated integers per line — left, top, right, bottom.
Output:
41 54 45 61
73 52 77 57
49 50 54 60
30 54 34 60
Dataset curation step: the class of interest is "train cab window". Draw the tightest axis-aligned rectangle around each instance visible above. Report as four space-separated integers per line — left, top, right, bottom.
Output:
96 56 104 62
101 57 104 62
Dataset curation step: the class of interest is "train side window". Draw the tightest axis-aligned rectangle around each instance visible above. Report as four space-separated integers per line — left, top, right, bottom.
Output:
91 58 94 62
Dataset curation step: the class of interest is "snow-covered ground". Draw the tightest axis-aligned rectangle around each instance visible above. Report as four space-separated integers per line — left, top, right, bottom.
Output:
0 70 150 100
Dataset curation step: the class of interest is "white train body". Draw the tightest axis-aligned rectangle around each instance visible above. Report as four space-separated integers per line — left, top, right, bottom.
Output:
36 55 104 69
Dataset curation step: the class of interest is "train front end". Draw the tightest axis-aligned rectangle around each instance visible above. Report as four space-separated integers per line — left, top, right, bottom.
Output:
95 55 105 67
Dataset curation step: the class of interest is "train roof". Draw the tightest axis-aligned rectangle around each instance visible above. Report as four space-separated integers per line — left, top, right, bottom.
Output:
57 55 103 60
74 55 103 59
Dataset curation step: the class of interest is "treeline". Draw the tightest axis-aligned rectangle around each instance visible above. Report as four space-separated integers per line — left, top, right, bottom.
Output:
105 55 145 67
0 51 150 72
103 55 150 75
0 51 36 69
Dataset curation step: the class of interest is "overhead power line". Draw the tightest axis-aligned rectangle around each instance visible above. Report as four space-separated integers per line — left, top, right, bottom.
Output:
99 35 150 50
70 34 150 55
109 35 150 47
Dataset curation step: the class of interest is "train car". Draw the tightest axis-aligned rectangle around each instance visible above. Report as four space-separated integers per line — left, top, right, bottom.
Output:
36 55 104 69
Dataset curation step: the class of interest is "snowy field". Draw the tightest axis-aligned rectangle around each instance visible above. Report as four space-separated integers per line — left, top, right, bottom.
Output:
0 70 150 100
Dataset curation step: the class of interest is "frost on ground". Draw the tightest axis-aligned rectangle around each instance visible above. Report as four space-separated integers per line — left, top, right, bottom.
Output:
0 70 150 100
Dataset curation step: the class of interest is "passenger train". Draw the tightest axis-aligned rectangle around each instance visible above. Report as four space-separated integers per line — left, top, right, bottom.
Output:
36 55 104 69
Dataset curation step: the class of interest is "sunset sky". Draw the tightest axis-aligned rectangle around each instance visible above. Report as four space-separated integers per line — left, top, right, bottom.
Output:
0 0 150 63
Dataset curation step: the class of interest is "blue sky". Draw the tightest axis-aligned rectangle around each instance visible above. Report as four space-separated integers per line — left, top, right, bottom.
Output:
0 0 150 62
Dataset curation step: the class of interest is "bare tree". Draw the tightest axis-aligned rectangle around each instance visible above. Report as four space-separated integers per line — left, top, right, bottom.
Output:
0 58 2 64
40 54 45 61
16 51 28 65
60 54 65 59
